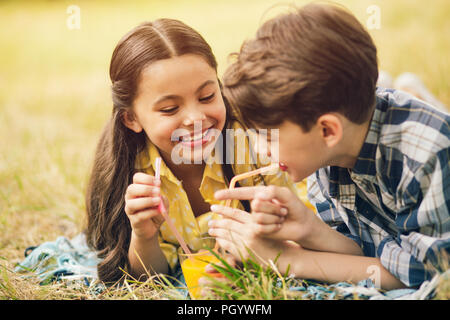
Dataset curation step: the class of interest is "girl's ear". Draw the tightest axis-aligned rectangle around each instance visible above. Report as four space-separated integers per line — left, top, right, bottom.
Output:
316 114 343 148
121 110 143 133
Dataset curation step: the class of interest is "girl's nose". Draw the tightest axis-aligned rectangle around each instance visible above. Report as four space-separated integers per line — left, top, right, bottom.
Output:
182 107 207 127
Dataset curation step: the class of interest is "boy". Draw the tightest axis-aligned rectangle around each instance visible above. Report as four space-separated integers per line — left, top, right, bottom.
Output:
207 3 449 289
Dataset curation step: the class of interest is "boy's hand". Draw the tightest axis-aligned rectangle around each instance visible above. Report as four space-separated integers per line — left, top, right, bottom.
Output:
124 172 168 240
213 186 315 244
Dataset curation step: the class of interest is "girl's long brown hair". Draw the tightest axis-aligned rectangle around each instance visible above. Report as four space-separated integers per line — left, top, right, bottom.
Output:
85 19 229 283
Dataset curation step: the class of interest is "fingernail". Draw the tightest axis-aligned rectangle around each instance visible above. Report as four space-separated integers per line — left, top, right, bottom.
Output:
280 208 288 216
211 204 220 212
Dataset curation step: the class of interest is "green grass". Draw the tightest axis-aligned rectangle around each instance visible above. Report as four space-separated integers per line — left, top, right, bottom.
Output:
0 0 449 299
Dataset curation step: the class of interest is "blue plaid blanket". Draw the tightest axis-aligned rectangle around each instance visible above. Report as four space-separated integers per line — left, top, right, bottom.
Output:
14 233 447 300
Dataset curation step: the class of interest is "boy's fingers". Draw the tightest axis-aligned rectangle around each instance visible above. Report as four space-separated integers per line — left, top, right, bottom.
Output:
251 212 285 225
253 222 282 234
254 186 292 204
215 186 292 204
214 186 266 201
251 198 288 217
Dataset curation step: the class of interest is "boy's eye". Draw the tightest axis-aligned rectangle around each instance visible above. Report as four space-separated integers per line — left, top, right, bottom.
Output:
199 93 215 102
160 106 178 113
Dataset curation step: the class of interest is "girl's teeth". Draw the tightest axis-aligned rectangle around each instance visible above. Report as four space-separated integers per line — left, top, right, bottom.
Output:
182 129 209 142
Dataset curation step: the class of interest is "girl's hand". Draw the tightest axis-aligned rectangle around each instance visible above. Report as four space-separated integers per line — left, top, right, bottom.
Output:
198 254 236 297
208 206 290 263
213 186 316 244
124 172 169 240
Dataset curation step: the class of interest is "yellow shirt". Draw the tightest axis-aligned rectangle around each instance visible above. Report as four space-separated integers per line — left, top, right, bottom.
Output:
135 120 313 271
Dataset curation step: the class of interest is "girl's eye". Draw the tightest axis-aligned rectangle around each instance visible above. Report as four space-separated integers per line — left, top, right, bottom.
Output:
160 106 178 113
199 93 215 102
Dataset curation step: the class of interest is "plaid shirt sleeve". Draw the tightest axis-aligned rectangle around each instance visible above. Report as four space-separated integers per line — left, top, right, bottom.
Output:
307 89 450 288
306 172 374 255
376 147 450 287
308 160 450 287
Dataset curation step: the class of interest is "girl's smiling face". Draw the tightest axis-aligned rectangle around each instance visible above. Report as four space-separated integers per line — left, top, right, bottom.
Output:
124 54 226 166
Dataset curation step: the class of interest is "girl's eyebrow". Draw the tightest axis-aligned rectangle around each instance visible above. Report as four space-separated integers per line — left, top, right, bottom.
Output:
153 80 216 106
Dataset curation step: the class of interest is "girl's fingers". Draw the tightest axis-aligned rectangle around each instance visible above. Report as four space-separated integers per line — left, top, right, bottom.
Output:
127 207 162 228
125 184 160 200
208 226 240 242
210 205 250 224
125 197 160 215
132 172 160 186
251 198 287 218
210 214 282 237
208 217 248 237
161 195 169 210
213 237 242 260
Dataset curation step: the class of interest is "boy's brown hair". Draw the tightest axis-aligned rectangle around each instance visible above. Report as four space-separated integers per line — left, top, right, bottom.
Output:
223 2 379 132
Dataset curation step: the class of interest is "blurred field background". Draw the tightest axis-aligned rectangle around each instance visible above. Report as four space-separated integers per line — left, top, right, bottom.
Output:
0 0 449 299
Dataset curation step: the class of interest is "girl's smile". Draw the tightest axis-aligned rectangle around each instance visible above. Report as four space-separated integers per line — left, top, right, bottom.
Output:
179 127 215 147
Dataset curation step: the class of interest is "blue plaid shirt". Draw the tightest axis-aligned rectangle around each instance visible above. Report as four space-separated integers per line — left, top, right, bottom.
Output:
307 88 450 287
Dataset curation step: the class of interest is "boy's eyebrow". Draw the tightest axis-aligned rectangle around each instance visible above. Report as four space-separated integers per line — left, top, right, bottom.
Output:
153 80 216 105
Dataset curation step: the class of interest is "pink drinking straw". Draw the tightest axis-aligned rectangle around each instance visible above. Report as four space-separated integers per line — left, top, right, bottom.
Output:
213 162 282 251
154 157 192 255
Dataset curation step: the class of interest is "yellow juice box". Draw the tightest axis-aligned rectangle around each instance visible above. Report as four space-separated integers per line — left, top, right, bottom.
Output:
180 251 222 299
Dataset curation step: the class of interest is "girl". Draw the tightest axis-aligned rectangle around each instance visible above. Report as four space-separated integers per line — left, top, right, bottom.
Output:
85 19 309 283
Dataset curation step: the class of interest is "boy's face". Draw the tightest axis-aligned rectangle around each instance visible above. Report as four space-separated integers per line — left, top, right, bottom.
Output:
255 120 326 182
